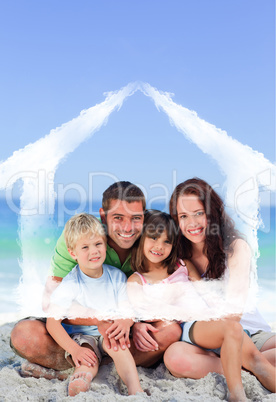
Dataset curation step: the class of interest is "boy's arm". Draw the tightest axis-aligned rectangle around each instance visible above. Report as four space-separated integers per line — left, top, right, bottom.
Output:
46 318 98 367
45 276 119 351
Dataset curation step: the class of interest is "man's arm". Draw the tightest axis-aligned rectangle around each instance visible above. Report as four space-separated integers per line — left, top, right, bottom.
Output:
43 230 77 312
49 230 77 278
42 276 63 312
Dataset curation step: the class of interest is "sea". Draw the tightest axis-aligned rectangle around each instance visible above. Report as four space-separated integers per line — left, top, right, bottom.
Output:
0 197 275 325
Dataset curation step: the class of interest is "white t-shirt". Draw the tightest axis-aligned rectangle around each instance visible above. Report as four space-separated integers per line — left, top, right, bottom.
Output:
240 309 271 335
49 264 132 336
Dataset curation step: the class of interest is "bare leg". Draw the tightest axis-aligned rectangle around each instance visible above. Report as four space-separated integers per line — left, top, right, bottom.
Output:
241 333 276 393
192 320 246 402
11 319 71 379
164 341 223 378
20 362 69 380
11 319 70 370
131 321 182 367
103 340 143 395
260 336 276 366
68 343 99 396
68 364 98 397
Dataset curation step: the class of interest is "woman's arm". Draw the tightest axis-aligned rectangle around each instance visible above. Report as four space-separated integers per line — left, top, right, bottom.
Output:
226 238 251 307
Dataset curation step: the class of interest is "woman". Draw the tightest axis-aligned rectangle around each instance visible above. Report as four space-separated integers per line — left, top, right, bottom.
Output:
164 178 275 380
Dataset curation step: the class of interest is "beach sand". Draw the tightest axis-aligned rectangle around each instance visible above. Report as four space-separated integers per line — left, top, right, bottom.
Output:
0 320 275 401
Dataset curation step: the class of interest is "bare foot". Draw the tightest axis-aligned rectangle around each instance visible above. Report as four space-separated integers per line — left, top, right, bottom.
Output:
229 387 247 402
20 362 68 380
68 372 93 396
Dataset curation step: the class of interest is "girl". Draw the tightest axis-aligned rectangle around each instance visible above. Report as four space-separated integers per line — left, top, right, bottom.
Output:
128 209 275 402
127 210 201 320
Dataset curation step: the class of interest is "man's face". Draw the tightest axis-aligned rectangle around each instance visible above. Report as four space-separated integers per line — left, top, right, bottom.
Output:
100 200 144 250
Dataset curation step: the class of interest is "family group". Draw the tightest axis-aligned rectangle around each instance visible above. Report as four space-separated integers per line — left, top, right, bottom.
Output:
10 179 276 401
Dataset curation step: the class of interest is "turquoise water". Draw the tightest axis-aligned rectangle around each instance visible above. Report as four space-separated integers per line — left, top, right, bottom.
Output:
0 197 275 321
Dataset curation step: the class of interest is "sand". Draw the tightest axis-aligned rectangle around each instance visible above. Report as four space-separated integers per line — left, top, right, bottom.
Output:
0 321 275 402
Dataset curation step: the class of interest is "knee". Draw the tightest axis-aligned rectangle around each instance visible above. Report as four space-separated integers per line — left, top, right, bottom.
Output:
245 342 263 366
11 319 47 357
224 320 243 343
164 343 191 378
155 322 182 352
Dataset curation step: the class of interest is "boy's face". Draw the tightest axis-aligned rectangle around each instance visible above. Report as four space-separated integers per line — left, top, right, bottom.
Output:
100 200 144 250
69 234 106 277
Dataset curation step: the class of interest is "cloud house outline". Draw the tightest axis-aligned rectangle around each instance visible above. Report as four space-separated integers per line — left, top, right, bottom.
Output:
0 82 275 315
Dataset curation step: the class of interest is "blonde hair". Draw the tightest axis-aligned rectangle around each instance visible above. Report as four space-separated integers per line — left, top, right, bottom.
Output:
64 213 106 250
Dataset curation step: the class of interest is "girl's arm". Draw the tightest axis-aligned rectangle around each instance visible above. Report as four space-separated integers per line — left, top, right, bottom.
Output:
105 318 134 349
127 273 160 351
46 318 97 367
127 272 142 285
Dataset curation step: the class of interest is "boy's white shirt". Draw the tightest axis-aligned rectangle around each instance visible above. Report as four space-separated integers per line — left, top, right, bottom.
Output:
48 264 134 324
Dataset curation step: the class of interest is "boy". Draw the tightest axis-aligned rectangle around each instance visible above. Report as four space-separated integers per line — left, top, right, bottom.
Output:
11 181 181 376
46 213 143 396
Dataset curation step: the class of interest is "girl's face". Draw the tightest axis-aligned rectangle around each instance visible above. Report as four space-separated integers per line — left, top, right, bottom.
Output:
143 231 173 266
176 194 207 245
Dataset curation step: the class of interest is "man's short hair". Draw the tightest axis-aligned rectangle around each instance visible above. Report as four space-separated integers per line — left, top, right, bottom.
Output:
64 213 106 250
102 181 146 212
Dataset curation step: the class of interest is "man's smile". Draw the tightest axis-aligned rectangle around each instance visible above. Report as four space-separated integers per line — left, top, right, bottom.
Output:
117 233 136 239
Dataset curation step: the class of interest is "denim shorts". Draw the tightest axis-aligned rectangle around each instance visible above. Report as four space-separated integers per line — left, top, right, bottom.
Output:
180 321 221 355
180 321 251 356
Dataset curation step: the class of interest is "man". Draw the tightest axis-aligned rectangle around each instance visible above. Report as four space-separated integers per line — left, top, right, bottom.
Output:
10 181 181 379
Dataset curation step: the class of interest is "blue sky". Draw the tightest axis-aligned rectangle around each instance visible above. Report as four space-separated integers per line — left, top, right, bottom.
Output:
0 0 275 206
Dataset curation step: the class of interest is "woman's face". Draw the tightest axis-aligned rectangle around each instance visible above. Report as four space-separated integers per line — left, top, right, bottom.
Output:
176 194 207 245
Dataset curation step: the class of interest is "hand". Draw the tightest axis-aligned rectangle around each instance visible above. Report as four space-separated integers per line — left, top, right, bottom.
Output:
132 322 159 352
96 320 120 352
105 319 133 350
71 345 98 368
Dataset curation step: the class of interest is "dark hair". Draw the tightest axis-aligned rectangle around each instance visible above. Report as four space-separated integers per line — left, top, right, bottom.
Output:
170 178 240 279
102 181 146 212
131 210 178 275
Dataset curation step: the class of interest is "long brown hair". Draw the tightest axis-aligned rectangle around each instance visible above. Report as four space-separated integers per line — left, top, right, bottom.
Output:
131 210 178 275
170 178 240 279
